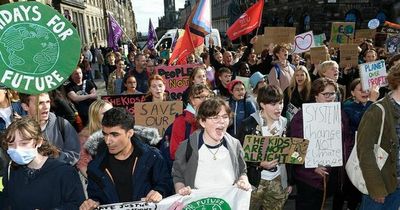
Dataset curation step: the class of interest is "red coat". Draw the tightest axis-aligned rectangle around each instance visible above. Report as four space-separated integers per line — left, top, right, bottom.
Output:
169 110 198 160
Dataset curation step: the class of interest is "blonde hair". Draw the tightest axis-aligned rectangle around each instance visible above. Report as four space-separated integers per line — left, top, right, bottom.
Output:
88 100 113 134
287 65 311 102
318 60 338 77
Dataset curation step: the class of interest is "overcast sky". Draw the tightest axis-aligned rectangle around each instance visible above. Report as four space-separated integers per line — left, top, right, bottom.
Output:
133 0 186 33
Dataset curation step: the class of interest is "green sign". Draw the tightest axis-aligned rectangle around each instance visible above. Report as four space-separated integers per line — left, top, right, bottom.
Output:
0 1 81 94
184 197 231 210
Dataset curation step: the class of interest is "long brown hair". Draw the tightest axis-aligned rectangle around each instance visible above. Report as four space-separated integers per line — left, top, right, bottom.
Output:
2 117 59 158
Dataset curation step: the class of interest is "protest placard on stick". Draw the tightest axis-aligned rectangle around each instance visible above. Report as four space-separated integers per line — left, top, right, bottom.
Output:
303 102 342 168
330 22 355 47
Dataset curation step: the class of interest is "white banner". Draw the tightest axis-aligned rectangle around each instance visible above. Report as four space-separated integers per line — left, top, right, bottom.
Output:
302 102 342 168
96 186 251 210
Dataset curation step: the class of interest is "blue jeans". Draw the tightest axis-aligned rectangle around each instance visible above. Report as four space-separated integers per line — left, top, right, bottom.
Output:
360 187 400 210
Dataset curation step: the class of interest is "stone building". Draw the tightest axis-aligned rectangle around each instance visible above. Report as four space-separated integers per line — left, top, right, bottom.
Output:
157 0 179 36
261 0 399 38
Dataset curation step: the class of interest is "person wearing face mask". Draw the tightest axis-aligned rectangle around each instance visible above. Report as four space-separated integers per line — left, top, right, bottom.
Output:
227 80 256 138
237 85 291 210
2 117 85 209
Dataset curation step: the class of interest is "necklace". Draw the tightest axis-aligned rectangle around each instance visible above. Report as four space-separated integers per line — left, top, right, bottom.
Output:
204 142 222 160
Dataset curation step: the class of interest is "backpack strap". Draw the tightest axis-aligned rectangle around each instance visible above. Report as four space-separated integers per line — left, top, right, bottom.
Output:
56 116 66 143
274 64 281 80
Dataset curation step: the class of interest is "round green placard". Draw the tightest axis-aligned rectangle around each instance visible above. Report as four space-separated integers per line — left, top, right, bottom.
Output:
184 197 231 210
0 1 81 94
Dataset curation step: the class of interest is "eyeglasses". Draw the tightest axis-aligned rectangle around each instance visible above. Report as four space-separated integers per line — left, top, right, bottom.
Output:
207 114 230 122
320 92 336 98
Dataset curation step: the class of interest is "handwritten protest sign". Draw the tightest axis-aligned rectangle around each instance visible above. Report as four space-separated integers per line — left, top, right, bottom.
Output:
293 31 315 53
264 27 296 44
314 33 326 46
134 101 182 136
156 64 200 100
243 135 269 162
303 102 342 168
265 137 309 164
330 22 355 47
381 26 400 34
310 47 330 64
359 60 388 91
0 2 81 94
339 44 359 67
101 94 146 115
386 34 400 55
97 201 156 210
354 29 376 44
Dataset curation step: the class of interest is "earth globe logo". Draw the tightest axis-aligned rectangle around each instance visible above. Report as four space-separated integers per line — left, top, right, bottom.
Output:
0 22 59 75
183 197 231 210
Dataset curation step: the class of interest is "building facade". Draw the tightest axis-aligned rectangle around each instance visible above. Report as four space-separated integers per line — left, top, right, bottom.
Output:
261 0 399 38
157 0 178 36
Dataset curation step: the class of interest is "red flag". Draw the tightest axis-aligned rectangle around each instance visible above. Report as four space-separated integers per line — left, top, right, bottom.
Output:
226 0 264 41
169 0 209 65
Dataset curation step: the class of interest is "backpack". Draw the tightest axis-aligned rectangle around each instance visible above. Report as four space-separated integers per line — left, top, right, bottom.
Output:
159 112 192 172
274 63 295 80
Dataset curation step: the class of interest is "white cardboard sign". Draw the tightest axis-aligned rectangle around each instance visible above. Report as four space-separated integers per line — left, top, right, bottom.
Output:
359 60 388 91
293 31 315 53
302 102 342 168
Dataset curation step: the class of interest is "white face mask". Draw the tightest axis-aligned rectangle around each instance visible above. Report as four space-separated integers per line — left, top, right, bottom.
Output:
7 148 38 165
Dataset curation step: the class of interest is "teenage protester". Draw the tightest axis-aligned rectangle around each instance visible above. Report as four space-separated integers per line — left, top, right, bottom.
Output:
268 44 295 91
2 117 85 209
144 75 169 102
237 85 292 210
172 97 251 196
182 67 208 108
122 75 143 95
289 78 352 210
214 67 232 99
249 71 268 108
340 79 379 210
77 100 113 181
227 80 256 138
357 63 400 209
19 92 80 166
282 65 312 122
80 108 172 210
169 84 214 161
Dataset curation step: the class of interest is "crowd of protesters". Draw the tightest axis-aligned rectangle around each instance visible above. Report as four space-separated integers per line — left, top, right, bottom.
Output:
0 34 399 210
